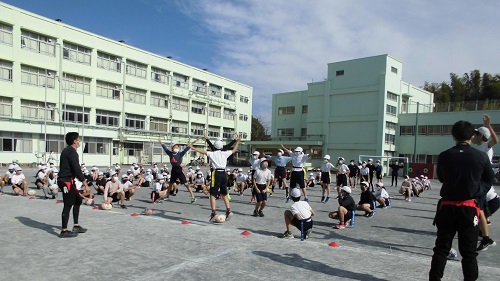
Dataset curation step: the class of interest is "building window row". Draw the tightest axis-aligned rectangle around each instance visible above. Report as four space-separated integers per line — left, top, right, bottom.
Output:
126 60 147 79
387 91 398 102
240 95 249 103
385 134 396 144
278 106 295 115
385 121 397 131
224 89 236 101
150 92 168 108
386 104 397 116
209 84 222 98
399 124 500 136
0 132 32 153
0 22 13 46
21 29 56 56
208 126 220 138
96 110 120 127
191 123 205 136
97 51 121 72
83 137 109 154
208 106 221 118
223 109 235 120
21 65 55 88
63 42 91 65
126 87 147 104
239 114 248 121
171 97 189 111
173 73 189 89
150 117 168 132
0 96 13 117
63 73 91 95
21 100 55 121
151 67 169 84
191 101 205 115
171 120 188 134
125 114 145 129
192 79 206 94
62 106 90 124
0 59 13 82
96 81 121 99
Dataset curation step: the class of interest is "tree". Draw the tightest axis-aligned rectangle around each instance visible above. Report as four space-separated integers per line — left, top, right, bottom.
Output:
251 116 270 141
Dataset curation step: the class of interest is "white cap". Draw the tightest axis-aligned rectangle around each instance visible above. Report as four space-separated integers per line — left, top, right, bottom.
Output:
341 186 352 194
278 149 284 154
368 158 373 162
215 137 223 142
294 147 303 152
475 127 491 139
375 182 384 187
238 168 243 172
214 140 223 149
324 155 330 160
361 181 369 186
290 188 301 197
115 165 121 169
121 174 129 178
309 173 313 176
157 174 164 180
196 166 200 170
98 172 104 176
16 167 23 171
338 157 344 160
252 151 260 155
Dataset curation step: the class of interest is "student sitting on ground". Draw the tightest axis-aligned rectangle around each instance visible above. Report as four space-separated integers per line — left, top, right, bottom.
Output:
375 182 390 208
42 170 59 199
306 173 316 188
234 168 248 196
94 172 107 195
11 167 28 196
399 175 413 201
329 186 356 229
282 188 315 239
193 171 208 194
356 181 375 217
412 177 423 197
120 174 137 201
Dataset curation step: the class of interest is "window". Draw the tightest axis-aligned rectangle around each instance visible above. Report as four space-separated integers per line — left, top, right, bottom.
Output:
387 91 398 102
191 123 204 136
0 96 12 116
21 29 55 56
150 92 168 108
385 134 395 144
63 42 91 65
191 101 205 114
62 106 90 124
151 67 169 84
386 104 397 116
192 79 206 94
223 128 234 139
224 89 236 101
173 73 189 89
401 99 408 113
240 132 248 139
223 109 235 120
125 114 145 129
124 142 143 157
96 110 120 127
302 105 308 114
171 120 188 134
83 137 109 154
442 125 452 135
0 22 13 46
385 121 396 131
417 126 427 135
171 97 188 111
62 73 91 95
278 106 295 115
400 126 414 136
97 51 121 72
277 128 294 137
391 67 398 74
21 65 55 88
126 87 146 104
240 95 249 103
45 134 65 153
126 60 147 79
0 59 12 82
209 84 222 98
301 128 307 136
208 106 221 118
336 70 344 76
21 100 55 120
239 114 248 121
208 126 220 137
0 132 32 153
96 81 121 100
150 117 168 132
113 141 119 155
427 125 442 135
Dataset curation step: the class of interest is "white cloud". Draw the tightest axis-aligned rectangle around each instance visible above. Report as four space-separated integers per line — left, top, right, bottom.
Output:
177 0 500 123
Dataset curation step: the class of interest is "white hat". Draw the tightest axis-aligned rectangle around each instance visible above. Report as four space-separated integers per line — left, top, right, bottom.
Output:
16 167 23 171
196 166 200 170
214 140 223 149
197 171 203 175
278 149 284 154
338 157 344 160
360 181 369 186
290 188 301 197
121 174 129 178
294 147 303 152
375 182 384 187
252 151 260 155
215 137 223 142
157 174 164 180
98 172 104 176
324 155 330 160
475 127 491 139
368 158 373 162
341 186 352 194
238 168 243 172
309 173 313 176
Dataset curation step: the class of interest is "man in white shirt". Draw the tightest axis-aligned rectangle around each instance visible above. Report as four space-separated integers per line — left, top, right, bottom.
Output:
11 167 28 196
104 174 126 209
282 188 315 239
252 161 273 217
189 134 240 222
281 145 310 202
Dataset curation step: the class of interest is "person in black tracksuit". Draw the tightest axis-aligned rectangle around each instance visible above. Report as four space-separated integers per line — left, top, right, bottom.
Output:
58 132 89 238
429 121 494 281
367 159 375 192
390 160 401 187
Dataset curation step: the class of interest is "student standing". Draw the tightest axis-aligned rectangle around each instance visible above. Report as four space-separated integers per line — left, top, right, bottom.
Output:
281 145 310 202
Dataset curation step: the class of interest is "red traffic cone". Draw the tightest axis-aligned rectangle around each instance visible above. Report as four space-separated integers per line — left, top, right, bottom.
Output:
328 242 339 247
182 220 190 225
131 213 139 217
92 206 99 210
29 197 35 200
241 230 251 236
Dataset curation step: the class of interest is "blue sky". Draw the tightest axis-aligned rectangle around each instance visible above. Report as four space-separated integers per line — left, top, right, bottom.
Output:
4 0 500 125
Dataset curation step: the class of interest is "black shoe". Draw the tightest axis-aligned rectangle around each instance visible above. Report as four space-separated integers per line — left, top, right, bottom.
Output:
120 205 127 209
252 210 258 217
477 239 497 251
366 212 374 218
259 210 265 217
44 196 49 200
72 225 87 233
52 195 56 199
59 230 78 238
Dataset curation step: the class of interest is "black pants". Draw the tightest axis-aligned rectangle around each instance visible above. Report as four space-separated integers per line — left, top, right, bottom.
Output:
429 204 479 281
290 170 305 190
391 173 398 186
58 180 82 229
369 174 374 191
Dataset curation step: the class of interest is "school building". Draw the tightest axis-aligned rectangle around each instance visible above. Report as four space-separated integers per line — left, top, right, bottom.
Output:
249 54 499 174
0 2 252 166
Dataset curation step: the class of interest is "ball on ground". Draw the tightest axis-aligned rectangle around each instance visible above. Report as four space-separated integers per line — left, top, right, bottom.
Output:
214 214 226 223
27 189 37 196
448 248 458 259
85 199 94 205
101 203 112 210
145 209 153 215
49 184 59 191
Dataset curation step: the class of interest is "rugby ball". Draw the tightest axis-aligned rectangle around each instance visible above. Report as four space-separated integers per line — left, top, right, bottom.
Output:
448 248 458 259
214 214 226 223
85 199 94 206
49 184 59 191
145 208 153 215
101 203 112 210
27 189 37 196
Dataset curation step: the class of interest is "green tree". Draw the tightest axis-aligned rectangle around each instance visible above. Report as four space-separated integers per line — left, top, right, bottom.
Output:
449 73 466 102
251 116 270 141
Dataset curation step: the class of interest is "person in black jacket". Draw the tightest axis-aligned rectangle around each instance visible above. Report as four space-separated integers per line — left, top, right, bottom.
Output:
429 121 494 281
329 186 356 229
367 159 375 192
356 181 375 217
58 132 90 238
390 160 401 187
